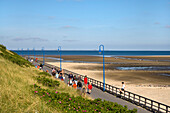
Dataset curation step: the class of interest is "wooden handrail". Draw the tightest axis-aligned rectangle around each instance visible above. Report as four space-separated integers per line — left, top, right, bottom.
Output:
35 60 170 113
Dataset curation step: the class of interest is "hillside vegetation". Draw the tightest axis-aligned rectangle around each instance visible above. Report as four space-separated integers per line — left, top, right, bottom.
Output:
0 44 32 67
0 45 80 112
0 44 137 113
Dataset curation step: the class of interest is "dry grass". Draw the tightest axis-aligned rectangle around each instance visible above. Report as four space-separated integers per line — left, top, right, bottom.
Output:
0 55 88 112
0 56 60 113
5 49 14 55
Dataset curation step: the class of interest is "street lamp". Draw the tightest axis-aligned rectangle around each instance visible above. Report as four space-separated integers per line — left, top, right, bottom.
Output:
42 47 45 65
27 48 29 59
18 48 20 55
99 44 105 91
21 48 23 57
33 48 35 61
58 46 62 70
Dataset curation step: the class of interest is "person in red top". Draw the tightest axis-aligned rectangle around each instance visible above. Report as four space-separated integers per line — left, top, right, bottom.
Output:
84 75 88 93
88 82 92 94
35 58 38 62
84 75 88 85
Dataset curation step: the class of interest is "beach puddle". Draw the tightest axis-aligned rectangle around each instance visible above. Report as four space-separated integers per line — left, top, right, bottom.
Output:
160 73 170 76
115 56 170 62
116 66 170 71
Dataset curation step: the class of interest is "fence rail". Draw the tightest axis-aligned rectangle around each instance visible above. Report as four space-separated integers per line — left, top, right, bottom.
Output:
36 61 170 113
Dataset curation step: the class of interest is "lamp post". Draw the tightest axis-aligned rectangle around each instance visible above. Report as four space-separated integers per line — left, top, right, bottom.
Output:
21 48 23 57
99 44 105 91
33 48 35 61
58 46 62 70
27 48 29 59
18 48 20 55
42 47 45 65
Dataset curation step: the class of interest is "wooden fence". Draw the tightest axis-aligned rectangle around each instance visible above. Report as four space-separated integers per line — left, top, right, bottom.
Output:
37 61 170 113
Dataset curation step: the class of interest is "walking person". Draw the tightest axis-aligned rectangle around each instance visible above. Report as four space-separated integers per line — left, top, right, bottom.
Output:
73 75 77 85
40 63 43 70
68 72 73 85
77 75 81 81
77 80 82 90
119 82 125 94
84 75 88 85
88 82 93 94
51 68 56 77
72 81 77 89
84 75 88 92
82 85 86 97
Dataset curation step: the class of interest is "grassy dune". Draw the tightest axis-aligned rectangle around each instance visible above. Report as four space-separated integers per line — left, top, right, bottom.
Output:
0 56 59 112
0 45 137 113
0 48 81 112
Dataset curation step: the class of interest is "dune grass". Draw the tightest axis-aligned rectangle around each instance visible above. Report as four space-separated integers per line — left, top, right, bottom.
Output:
0 56 60 112
0 55 83 112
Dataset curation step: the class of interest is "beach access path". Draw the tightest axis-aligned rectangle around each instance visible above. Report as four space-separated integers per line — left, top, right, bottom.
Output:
33 62 150 113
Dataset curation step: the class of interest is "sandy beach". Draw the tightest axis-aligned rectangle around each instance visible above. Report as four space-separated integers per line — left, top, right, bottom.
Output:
37 55 170 105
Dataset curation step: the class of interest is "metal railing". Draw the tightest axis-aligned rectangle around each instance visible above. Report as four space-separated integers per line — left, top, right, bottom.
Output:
35 61 170 113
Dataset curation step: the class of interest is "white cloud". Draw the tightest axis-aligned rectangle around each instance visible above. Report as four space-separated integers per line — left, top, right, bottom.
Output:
12 37 48 41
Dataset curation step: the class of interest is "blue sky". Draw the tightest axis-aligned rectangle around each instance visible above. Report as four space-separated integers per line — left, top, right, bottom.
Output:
0 0 170 50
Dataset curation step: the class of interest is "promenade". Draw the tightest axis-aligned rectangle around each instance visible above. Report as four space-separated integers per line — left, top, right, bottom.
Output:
33 61 150 113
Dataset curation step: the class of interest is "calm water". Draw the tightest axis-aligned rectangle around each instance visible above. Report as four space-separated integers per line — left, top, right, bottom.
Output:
116 67 170 71
12 50 170 56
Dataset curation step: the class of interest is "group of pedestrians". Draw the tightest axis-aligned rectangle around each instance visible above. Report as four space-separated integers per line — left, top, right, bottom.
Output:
51 68 65 81
35 63 43 70
68 73 93 95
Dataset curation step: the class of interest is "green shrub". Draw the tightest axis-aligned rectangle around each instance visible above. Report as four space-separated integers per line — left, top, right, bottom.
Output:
38 72 51 77
36 76 60 87
0 44 32 67
32 84 137 113
0 44 6 49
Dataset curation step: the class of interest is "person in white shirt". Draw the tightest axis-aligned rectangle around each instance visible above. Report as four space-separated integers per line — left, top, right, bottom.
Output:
120 82 125 94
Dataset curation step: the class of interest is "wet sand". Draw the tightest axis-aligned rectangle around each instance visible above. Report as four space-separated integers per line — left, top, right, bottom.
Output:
35 55 170 105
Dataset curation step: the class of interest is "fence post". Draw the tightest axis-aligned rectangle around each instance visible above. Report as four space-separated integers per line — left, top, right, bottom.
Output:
100 82 101 88
109 85 110 93
145 98 147 108
133 94 135 103
97 81 98 88
116 88 118 95
139 96 141 106
158 103 160 112
151 100 153 111
112 87 113 94
166 106 168 113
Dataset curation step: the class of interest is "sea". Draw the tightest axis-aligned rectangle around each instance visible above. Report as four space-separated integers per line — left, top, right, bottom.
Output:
12 50 170 56
12 50 170 75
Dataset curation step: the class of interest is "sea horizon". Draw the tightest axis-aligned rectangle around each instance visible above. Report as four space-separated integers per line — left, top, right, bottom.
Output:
12 50 170 56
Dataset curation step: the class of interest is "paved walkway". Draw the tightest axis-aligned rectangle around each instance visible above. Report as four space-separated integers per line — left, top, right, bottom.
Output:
34 62 150 113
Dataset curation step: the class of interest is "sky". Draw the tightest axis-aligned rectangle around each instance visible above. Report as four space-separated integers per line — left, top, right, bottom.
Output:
0 0 170 50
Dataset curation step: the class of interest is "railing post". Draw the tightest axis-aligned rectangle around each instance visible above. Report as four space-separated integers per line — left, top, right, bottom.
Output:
112 87 113 94
151 100 153 111
109 85 110 93
97 81 98 88
139 96 141 106
133 94 135 103
124 91 125 99
116 88 118 95
166 106 168 113
158 103 160 112
145 98 147 108
100 82 101 88
128 92 130 101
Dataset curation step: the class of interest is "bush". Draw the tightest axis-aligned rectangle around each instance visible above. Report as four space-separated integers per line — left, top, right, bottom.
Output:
38 72 51 77
0 44 32 67
36 76 60 87
0 44 6 49
32 84 137 113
